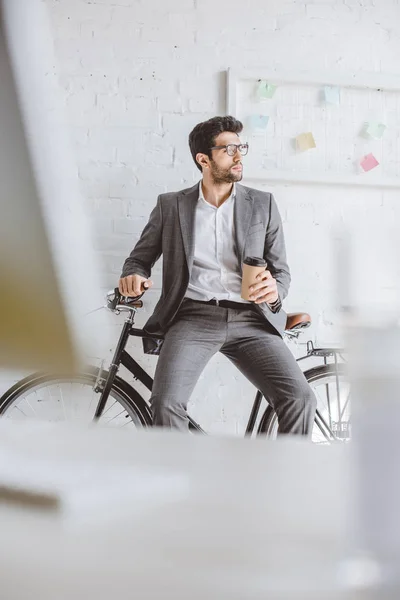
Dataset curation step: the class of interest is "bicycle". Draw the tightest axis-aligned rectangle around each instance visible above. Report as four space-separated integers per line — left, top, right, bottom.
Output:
0 290 350 444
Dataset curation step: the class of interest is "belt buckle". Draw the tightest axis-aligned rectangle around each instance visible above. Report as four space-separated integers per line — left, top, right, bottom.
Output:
211 298 219 306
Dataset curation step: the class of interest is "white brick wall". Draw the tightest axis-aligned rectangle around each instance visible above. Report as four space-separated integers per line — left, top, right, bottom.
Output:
2 0 400 434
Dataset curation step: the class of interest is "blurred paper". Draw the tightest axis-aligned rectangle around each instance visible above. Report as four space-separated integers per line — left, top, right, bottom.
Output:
365 121 386 140
360 153 379 172
324 85 340 105
295 132 316 152
0 1 109 371
248 114 269 131
256 80 277 100
0 420 349 599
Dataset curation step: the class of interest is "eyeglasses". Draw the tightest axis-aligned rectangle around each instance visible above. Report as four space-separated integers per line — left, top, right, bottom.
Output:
209 143 249 157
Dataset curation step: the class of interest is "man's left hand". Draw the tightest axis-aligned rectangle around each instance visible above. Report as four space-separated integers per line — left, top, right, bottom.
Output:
248 270 279 305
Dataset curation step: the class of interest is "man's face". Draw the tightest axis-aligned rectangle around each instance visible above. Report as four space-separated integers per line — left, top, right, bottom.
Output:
207 132 245 184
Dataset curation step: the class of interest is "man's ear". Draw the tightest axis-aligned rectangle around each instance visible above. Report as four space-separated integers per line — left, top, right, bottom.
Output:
196 152 209 170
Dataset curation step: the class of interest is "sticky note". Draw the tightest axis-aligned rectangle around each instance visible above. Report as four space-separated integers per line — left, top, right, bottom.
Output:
256 80 277 100
295 132 316 152
249 114 269 130
324 85 340 105
360 153 379 172
365 122 386 140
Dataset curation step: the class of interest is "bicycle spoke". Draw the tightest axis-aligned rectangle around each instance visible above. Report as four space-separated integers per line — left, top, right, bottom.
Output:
340 393 350 421
13 405 29 417
24 397 38 416
103 409 126 424
1 376 143 429
100 400 118 417
325 381 332 430
87 384 96 414
60 386 67 420
314 410 338 442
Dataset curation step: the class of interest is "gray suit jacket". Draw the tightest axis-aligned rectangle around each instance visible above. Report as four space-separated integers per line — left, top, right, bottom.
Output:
121 182 291 354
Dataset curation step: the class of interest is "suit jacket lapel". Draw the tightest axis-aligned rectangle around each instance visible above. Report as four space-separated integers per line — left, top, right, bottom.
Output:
178 182 199 271
234 184 254 271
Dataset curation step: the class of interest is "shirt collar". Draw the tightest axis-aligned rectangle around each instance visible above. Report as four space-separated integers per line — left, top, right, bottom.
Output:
198 181 236 204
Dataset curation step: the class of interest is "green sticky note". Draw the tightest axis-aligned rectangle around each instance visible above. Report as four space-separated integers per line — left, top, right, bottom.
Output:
257 80 277 100
365 122 386 140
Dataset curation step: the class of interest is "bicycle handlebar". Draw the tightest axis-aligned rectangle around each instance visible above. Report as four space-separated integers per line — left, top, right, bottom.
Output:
107 288 144 311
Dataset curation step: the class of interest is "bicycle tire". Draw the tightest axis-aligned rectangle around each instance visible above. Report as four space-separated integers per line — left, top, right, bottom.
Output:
0 366 152 427
257 364 348 442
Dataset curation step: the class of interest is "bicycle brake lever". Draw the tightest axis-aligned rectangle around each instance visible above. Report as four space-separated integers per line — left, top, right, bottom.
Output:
113 287 144 308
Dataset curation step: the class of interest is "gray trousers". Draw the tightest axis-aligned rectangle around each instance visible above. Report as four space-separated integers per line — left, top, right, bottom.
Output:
151 299 317 435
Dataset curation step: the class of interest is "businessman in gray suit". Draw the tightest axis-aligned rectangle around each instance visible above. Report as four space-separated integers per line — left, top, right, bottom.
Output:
119 116 316 435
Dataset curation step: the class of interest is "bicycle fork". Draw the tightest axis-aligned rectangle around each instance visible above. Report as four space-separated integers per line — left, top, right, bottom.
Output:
93 313 134 420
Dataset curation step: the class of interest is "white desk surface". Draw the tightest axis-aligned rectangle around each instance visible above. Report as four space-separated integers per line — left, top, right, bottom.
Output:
0 420 353 599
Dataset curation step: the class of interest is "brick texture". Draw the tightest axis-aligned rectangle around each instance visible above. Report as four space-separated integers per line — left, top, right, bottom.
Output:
2 0 400 434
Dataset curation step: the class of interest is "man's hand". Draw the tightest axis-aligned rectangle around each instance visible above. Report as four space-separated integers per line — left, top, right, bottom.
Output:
119 274 153 297
248 270 279 305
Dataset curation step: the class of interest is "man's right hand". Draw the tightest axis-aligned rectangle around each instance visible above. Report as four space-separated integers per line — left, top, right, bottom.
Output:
118 274 153 297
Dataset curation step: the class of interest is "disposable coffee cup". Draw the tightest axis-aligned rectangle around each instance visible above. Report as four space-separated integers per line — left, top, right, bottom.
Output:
241 256 267 301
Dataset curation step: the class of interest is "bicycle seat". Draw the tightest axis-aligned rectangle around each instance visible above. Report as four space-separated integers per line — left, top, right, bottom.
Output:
285 312 311 331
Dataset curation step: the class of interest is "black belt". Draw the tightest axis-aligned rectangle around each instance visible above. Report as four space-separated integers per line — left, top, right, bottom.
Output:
187 298 252 310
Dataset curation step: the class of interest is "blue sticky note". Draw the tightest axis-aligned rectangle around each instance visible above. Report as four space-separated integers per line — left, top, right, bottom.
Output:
249 115 269 130
324 85 340 105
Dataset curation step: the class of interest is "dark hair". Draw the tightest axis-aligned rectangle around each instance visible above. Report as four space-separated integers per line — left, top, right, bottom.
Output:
188 115 243 172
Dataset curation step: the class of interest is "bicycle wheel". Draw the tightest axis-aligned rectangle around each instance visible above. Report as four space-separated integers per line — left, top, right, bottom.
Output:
258 364 350 444
0 368 152 428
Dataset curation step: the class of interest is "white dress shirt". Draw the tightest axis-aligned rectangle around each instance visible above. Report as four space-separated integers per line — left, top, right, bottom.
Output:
185 182 250 304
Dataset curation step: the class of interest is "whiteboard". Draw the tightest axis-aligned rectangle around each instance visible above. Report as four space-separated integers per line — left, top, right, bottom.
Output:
227 68 400 188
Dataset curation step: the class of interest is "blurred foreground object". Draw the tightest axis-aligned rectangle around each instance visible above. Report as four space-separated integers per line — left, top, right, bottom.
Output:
0 421 349 600
346 323 400 599
334 226 400 598
0 0 108 371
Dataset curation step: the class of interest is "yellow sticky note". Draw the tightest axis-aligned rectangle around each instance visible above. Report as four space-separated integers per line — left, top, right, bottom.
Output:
295 132 316 152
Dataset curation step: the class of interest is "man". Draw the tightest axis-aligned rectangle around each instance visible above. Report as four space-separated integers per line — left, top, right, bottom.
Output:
119 116 316 435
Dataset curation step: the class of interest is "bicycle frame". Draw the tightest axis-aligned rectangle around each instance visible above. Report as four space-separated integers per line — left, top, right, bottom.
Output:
93 306 346 437
93 309 207 431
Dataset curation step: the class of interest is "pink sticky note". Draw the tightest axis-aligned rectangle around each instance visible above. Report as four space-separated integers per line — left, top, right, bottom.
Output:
360 153 379 172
